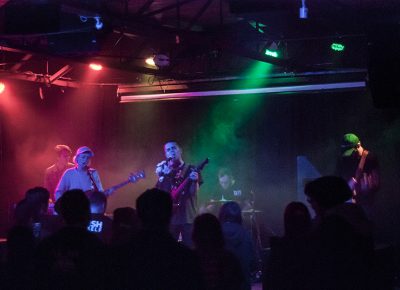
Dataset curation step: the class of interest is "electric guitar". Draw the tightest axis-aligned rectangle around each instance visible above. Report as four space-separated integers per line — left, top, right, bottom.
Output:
171 158 209 206
48 171 145 215
99 170 145 197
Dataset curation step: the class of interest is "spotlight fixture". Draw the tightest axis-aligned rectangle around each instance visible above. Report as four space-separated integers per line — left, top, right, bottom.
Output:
264 41 280 58
0 82 5 94
94 16 103 30
248 20 267 34
265 49 278 58
145 57 156 67
89 63 103 71
331 42 345 52
79 15 103 30
299 0 308 19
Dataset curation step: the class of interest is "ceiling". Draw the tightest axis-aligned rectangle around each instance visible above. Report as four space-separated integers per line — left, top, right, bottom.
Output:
0 0 398 95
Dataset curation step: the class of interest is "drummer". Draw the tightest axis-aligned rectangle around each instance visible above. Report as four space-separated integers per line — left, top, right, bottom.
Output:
204 168 253 214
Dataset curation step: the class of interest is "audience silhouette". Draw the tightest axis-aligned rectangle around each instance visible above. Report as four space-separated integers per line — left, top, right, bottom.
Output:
109 188 205 290
193 213 244 290
33 189 107 290
219 201 256 290
1 178 391 290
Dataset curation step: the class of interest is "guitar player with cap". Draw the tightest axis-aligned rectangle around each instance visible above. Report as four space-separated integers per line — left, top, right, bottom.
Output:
155 141 202 247
55 146 109 201
335 133 380 219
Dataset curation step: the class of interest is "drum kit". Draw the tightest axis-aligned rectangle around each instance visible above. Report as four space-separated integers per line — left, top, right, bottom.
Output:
207 198 263 214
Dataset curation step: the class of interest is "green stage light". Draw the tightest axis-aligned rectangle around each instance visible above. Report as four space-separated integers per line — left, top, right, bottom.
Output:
265 49 279 58
248 21 267 34
331 43 345 51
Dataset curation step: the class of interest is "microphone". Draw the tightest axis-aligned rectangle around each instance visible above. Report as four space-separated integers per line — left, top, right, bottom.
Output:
156 158 172 177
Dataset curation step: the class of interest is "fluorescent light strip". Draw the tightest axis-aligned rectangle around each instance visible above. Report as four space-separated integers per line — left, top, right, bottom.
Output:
120 81 366 102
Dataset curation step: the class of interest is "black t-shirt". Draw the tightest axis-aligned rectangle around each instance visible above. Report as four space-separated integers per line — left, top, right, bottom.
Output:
212 181 251 204
88 213 112 244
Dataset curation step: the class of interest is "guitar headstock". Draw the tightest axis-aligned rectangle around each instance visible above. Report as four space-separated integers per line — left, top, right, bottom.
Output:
197 158 209 171
129 170 146 183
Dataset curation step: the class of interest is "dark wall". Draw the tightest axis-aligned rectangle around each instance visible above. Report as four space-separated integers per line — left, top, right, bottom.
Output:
1 81 399 245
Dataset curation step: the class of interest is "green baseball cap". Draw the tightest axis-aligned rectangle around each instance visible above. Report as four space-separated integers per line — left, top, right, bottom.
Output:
341 133 360 157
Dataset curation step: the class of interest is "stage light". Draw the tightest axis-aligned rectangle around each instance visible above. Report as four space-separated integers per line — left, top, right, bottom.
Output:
0 82 5 94
299 0 308 19
145 57 156 67
264 41 279 58
248 21 267 34
331 42 345 52
94 16 103 30
79 15 103 30
265 49 279 58
89 63 103 71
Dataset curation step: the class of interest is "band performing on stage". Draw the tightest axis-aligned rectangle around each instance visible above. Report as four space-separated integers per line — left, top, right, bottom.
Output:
41 134 380 246
2 134 386 290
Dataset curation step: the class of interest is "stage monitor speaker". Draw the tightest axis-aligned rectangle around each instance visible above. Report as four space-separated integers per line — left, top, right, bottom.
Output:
367 24 400 108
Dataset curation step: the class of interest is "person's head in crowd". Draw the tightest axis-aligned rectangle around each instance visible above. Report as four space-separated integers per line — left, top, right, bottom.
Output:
341 133 363 157
24 186 50 214
54 144 72 166
219 201 243 225
14 199 42 226
111 207 140 245
304 176 352 218
284 202 312 238
88 191 107 214
14 187 50 226
192 213 224 252
113 207 140 229
217 168 235 190
136 188 173 230
55 189 90 227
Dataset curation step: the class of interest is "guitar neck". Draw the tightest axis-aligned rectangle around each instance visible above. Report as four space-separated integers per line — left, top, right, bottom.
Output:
105 179 130 197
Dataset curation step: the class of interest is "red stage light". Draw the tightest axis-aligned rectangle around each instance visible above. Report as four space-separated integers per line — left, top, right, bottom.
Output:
0 82 5 94
89 63 103 71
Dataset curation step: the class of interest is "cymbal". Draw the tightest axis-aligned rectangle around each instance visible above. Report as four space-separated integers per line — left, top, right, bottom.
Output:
208 199 233 204
242 209 263 214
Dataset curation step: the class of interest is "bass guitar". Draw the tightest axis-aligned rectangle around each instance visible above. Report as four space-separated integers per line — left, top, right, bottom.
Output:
171 158 209 206
98 170 145 197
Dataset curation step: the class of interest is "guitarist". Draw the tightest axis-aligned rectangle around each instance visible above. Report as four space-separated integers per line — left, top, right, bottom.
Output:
155 141 201 247
335 133 380 218
55 146 111 201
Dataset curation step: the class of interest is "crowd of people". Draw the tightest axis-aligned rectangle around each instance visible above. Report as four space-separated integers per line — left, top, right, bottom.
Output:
0 176 395 289
0 187 258 290
0 134 395 289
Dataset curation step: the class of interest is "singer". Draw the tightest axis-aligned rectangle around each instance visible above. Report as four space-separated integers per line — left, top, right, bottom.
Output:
155 141 202 247
55 146 104 201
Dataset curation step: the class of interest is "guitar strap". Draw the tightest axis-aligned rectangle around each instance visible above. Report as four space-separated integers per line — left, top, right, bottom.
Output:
173 164 187 188
355 150 369 180
87 169 99 192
